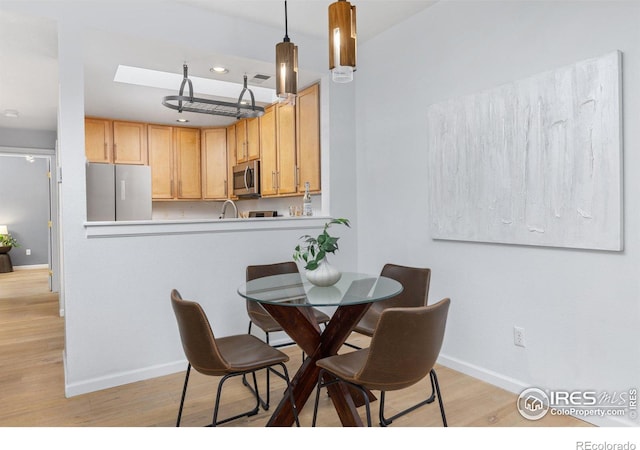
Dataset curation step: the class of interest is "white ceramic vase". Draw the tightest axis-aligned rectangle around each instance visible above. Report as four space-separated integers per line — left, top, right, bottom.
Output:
305 257 341 287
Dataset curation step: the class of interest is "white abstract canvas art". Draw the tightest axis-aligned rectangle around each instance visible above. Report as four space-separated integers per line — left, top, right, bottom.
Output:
427 51 622 251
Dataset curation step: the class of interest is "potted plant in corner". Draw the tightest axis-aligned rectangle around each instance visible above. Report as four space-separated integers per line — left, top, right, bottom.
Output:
293 218 350 287
0 230 19 254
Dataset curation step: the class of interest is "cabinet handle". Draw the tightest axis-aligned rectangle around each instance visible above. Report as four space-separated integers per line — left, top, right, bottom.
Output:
224 179 227 197
295 166 299 189
104 143 108 160
113 143 117 160
272 171 276 190
277 171 280 189
170 179 174 197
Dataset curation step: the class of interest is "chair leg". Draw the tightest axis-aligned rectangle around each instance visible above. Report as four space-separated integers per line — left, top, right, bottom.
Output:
242 328 271 410
312 370 372 427
342 341 362 350
211 371 261 427
176 363 191 427
379 369 439 426
311 369 325 427
272 362 300 427
431 369 447 427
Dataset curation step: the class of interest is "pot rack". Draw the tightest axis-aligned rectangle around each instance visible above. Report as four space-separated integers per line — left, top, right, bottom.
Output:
162 65 265 119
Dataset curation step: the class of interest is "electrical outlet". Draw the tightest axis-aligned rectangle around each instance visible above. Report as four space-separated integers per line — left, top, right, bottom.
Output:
514 326 526 347
25 248 31 256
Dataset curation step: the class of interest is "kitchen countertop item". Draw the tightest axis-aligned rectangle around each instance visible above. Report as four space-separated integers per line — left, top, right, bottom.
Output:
248 211 278 218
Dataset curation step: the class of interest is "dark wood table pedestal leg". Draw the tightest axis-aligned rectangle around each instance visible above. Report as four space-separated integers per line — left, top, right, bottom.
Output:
262 302 372 427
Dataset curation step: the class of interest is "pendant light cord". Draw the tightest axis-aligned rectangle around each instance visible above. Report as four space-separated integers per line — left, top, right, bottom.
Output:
283 1 290 42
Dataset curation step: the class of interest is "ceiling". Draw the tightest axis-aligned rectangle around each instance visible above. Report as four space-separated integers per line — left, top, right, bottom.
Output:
0 1 437 131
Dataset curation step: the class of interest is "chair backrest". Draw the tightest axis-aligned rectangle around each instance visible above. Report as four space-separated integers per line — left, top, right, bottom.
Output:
171 289 230 374
373 263 431 312
246 261 299 281
356 297 450 391
245 262 300 317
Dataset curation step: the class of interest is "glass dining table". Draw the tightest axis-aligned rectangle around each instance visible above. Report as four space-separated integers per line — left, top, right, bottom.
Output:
238 271 403 427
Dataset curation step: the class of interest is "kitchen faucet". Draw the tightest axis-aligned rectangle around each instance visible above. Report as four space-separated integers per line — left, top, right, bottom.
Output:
219 199 238 219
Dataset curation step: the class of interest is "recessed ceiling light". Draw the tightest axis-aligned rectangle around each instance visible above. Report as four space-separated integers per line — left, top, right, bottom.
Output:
4 109 19 118
211 66 229 74
176 118 189 123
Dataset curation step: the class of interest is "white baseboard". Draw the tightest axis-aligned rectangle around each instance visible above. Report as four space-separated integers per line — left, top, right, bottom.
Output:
64 359 187 398
13 264 48 270
437 353 636 427
61 348 636 427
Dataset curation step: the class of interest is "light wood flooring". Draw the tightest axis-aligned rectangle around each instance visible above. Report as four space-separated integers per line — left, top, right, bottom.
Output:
0 268 590 428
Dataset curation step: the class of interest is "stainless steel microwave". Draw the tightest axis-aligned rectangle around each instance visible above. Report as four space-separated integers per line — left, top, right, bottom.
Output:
233 161 260 197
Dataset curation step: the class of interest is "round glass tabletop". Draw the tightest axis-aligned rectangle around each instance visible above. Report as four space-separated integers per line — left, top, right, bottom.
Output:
238 272 403 307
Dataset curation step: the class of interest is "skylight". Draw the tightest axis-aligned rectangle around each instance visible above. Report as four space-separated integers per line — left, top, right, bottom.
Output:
113 65 276 104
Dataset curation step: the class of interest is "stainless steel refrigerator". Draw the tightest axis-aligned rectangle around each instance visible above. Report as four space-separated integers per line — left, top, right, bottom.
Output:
86 163 152 221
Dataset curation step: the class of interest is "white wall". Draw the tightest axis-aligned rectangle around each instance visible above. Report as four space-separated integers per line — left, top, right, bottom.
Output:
356 1 640 426
37 2 359 396
0 128 57 148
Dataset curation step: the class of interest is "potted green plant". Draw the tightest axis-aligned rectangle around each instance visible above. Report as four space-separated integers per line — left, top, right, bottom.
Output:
0 233 19 254
293 218 350 286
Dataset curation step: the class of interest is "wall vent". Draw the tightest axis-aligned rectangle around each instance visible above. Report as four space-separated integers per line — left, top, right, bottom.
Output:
250 73 271 84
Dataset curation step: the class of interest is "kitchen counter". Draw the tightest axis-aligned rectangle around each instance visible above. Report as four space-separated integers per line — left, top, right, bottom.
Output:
84 216 331 238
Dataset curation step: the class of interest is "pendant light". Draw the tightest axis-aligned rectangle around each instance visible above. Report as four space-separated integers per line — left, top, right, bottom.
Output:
275 1 298 104
328 0 357 83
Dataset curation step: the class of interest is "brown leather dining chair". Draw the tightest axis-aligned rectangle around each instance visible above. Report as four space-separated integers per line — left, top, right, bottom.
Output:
244 261 330 409
312 298 451 427
345 263 431 349
170 289 299 427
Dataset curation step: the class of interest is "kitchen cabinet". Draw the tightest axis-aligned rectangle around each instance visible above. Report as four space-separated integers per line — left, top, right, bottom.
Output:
276 102 297 195
201 128 228 200
296 83 321 193
174 127 202 199
148 125 174 199
235 117 260 163
85 118 113 163
112 120 148 165
260 103 297 197
259 106 277 197
85 118 148 165
226 124 237 200
234 119 246 163
148 125 201 200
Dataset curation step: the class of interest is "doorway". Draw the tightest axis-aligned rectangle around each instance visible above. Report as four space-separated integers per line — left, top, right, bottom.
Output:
0 148 59 296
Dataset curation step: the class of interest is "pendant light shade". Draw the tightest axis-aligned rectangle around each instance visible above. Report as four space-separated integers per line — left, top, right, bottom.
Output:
276 1 298 104
328 0 356 83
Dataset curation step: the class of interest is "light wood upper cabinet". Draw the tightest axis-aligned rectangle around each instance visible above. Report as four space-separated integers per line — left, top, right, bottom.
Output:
148 125 174 199
85 118 113 163
296 83 321 193
113 121 148 165
260 103 297 197
260 106 278 197
201 128 228 200
246 117 260 161
174 128 201 199
148 125 201 200
235 117 260 163
235 119 247 163
276 102 297 195
226 124 237 200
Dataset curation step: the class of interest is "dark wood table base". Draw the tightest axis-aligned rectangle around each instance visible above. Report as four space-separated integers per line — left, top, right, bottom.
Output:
262 302 373 426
